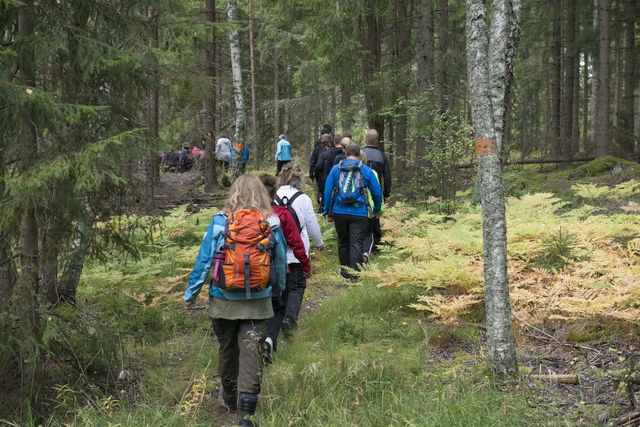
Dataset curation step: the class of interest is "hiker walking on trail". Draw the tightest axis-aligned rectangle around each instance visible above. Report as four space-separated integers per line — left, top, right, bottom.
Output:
309 124 333 209
361 129 391 252
359 149 383 264
274 163 324 334
216 136 232 172
259 174 311 359
183 175 288 426
314 134 342 207
324 142 382 280
275 134 292 176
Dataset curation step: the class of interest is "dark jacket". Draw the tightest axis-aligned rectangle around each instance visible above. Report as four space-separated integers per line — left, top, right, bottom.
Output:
309 140 325 179
315 147 343 185
362 145 391 199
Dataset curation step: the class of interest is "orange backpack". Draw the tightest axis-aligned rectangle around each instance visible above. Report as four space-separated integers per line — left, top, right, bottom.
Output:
213 209 275 298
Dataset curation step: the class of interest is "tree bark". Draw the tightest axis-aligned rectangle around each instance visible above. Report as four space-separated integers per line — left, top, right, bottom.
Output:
57 208 94 306
582 52 590 150
437 0 449 111
360 0 385 143
594 0 610 156
623 0 636 153
273 49 280 142
0 150 16 307
417 0 435 179
562 0 577 157
204 0 218 192
394 0 411 181
248 0 259 169
550 0 562 158
16 0 41 339
465 0 519 376
340 84 352 135
227 0 246 181
144 7 160 206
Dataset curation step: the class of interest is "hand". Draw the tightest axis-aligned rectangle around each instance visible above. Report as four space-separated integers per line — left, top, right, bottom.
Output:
184 299 195 310
324 215 333 223
304 270 312 278
374 211 382 219
315 245 325 252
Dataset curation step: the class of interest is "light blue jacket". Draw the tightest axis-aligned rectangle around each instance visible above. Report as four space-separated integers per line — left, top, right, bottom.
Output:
183 213 287 301
275 139 292 161
323 158 383 217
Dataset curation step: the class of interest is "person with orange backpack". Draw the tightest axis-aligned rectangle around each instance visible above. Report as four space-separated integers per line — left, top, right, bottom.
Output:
183 174 287 426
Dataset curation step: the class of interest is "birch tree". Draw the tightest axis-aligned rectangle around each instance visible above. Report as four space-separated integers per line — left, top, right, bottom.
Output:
227 0 246 182
465 0 521 375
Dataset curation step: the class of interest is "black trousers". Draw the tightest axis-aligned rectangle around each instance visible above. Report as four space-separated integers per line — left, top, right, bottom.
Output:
267 264 307 348
276 160 288 176
333 214 369 270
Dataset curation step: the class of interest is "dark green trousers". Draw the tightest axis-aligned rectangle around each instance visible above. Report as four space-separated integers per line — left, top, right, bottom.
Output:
211 318 267 394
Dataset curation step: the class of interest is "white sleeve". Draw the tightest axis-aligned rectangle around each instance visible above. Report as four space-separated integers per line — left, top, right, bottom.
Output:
300 195 323 247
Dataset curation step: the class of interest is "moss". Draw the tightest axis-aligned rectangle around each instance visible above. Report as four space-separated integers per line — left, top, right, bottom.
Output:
577 155 639 176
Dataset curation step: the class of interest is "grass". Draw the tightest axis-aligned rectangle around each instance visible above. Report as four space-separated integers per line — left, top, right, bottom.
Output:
12 159 639 425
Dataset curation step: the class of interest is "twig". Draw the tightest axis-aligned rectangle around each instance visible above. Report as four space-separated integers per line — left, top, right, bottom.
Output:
0 254 20 267
512 312 601 354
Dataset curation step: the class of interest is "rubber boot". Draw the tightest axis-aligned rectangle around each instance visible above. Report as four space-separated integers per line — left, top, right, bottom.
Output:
238 393 258 426
220 380 237 412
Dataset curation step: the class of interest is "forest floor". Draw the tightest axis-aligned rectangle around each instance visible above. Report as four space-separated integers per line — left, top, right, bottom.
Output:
24 157 640 426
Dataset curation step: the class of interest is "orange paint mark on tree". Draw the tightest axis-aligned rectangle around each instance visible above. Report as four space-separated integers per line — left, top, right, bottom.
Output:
475 138 496 155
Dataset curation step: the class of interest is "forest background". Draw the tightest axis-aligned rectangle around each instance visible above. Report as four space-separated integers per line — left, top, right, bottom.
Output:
1 0 640 425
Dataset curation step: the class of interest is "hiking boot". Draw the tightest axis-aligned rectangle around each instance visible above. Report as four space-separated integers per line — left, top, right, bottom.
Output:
262 337 274 365
220 380 237 413
362 252 370 264
340 268 359 282
238 393 258 426
281 317 296 337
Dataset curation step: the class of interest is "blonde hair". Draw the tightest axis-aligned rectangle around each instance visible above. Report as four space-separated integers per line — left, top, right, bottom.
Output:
359 147 368 164
224 174 272 214
278 163 305 190
340 137 352 146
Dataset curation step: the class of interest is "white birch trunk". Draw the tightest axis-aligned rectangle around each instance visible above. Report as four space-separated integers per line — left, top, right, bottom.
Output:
227 0 245 181
466 0 518 376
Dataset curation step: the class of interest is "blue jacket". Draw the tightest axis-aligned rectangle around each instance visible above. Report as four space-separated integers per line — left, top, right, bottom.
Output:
183 212 287 302
275 139 292 161
323 158 383 217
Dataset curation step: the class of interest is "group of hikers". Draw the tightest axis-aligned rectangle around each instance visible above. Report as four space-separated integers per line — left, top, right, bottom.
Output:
182 124 391 426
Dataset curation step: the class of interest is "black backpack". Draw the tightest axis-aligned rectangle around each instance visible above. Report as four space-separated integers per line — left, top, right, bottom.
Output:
274 191 304 231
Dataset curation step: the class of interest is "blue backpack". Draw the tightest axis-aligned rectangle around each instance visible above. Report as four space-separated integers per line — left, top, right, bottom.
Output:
335 160 366 207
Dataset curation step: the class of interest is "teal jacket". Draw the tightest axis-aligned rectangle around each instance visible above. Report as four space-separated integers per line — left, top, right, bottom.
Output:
183 212 287 301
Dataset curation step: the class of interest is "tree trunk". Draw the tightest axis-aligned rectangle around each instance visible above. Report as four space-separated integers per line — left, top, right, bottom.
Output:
274 49 280 142
394 0 411 181
582 52 590 150
145 7 160 205
594 0 610 156
0 150 17 307
437 0 449 111
623 0 636 153
465 0 519 376
15 0 41 341
419 0 435 89
57 206 94 305
204 0 218 192
550 0 562 158
248 0 259 169
417 0 435 179
360 0 385 143
340 84 352 135
562 0 577 158
227 0 246 181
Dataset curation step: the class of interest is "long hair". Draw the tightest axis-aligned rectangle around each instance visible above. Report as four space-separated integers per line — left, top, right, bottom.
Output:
278 163 305 191
224 174 272 214
259 174 277 200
